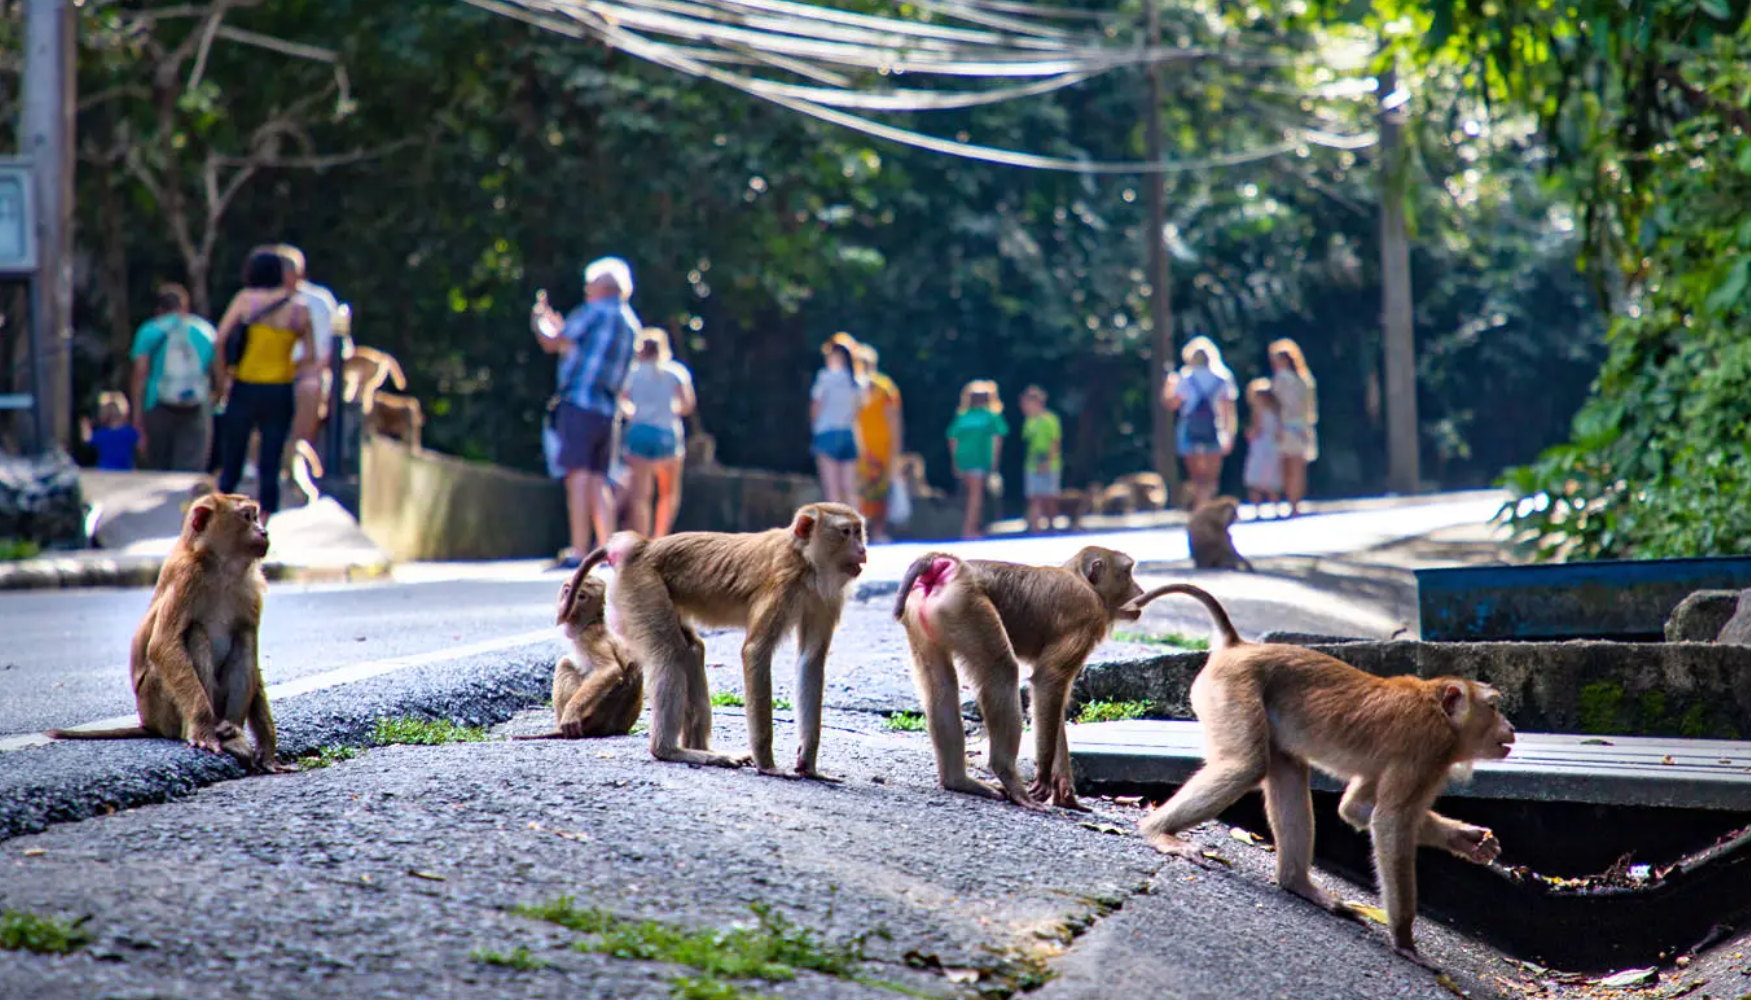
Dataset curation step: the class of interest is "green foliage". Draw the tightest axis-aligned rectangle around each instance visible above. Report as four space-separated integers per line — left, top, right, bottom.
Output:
710 692 745 708
298 745 363 770
883 712 926 732
0 910 91 955
1073 700 1153 725
1113 630 1208 650
371 717 489 746
514 898 865 1000
0 539 42 562
471 945 552 970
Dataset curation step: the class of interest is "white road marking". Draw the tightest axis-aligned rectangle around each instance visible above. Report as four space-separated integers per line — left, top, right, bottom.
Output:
0 627 559 754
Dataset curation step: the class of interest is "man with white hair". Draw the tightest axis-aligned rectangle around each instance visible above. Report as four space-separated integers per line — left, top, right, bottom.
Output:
533 256 640 569
279 244 342 460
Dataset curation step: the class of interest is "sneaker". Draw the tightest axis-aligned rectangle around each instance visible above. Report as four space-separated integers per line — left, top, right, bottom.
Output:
553 550 582 571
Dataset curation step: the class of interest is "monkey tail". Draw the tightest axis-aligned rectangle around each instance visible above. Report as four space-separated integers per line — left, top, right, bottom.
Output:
509 731 567 741
892 551 956 620
1124 584 1243 649
46 726 152 741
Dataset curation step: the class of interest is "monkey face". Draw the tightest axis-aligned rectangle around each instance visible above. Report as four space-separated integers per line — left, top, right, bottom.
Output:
558 576 608 630
188 494 269 558
1444 681 1516 760
1069 546 1145 620
795 503 868 579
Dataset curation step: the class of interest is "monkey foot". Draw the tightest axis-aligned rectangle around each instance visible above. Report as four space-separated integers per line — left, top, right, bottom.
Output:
942 777 1007 802
1028 779 1089 812
1141 830 1218 866
255 759 299 775
655 749 750 769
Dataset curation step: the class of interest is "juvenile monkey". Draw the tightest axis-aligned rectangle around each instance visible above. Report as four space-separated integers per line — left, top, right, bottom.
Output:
584 502 866 776
365 391 424 450
514 562 643 740
1187 496 1253 571
47 493 292 773
1133 583 1516 965
893 546 1144 810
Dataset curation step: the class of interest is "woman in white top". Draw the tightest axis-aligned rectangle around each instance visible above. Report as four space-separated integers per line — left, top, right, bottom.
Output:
810 332 866 505
1269 337 1319 517
1162 335 1240 510
620 327 696 538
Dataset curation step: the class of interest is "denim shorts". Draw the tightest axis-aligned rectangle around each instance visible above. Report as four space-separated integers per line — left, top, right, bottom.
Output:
1024 469 1062 498
625 423 680 460
811 429 858 462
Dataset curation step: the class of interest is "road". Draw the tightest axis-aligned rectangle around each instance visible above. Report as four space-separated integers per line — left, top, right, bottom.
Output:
0 493 1500 742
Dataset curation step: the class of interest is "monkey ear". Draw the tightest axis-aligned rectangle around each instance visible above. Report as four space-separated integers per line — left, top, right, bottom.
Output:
1084 557 1105 586
1439 682 1468 721
793 512 818 541
188 504 214 534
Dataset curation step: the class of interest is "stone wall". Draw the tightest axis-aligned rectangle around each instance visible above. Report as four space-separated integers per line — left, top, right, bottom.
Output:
1075 640 1751 739
360 437 566 561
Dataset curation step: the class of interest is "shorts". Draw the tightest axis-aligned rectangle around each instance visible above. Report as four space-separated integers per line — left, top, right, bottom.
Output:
1280 423 1319 462
555 402 616 475
1177 421 1223 457
625 423 681 460
1024 469 1062 498
811 428 858 463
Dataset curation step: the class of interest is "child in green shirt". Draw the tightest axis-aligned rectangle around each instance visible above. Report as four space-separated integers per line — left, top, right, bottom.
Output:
946 379 1008 539
1019 385 1062 533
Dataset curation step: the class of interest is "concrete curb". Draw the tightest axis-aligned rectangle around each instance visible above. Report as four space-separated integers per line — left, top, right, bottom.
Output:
0 554 394 591
985 487 1507 536
0 639 553 842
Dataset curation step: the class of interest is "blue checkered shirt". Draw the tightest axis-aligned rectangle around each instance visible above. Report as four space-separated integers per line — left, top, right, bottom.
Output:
557 299 640 416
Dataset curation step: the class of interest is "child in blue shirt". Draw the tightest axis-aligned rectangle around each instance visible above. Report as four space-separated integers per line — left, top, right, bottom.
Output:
84 392 141 471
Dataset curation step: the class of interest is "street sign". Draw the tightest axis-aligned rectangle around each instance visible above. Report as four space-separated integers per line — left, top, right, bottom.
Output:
0 160 38 275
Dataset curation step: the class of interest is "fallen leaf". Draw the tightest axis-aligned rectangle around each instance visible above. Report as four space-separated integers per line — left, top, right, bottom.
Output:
1230 828 1267 846
1719 758 1733 765
1078 822 1130 836
1198 850 1232 866
1594 967 1656 988
1347 903 1389 926
1435 972 1466 996
407 869 446 882
1661 755 1675 766
21 848 45 857
944 968 980 984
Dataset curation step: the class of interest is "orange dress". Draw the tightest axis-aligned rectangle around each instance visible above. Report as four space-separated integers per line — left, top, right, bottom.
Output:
856 372 901 517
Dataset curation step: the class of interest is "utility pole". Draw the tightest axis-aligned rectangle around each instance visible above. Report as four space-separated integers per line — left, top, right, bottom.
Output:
1144 0 1177 495
1377 62 1419 494
21 0 75 453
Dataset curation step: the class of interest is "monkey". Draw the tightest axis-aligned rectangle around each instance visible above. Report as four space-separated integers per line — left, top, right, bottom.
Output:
341 345 408 412
1187 496 1254 571
892 546 1145 810
47 493 293 774
1131 583 1516 966
1113 471 1169 510
364 391 424 450
1095 482 1136 515
683 431 719 470
580 502 867 776
1055 483 1099 527
513 562 644 740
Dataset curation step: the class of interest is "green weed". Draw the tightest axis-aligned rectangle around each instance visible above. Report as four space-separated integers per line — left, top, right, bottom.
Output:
884 712 926 732
773 698 793 711
0 910 90 955
298 745 362 770
471 944 551 970
1113 630 1208 650
1074 700 1152 725
710 692 745 708
0 539 41 562
372 716 489 746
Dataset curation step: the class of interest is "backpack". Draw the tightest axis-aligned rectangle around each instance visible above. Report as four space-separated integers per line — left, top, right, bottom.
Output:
1182 373 1221 447
155 319 210 407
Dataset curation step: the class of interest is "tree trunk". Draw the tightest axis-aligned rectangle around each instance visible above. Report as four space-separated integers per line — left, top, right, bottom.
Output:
1378 63 1419 494
95 161 134 363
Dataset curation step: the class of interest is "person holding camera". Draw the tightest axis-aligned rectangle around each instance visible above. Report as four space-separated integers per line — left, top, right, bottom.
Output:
532 257 640 569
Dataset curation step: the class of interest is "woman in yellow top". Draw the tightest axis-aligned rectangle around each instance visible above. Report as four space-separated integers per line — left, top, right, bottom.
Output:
853 343 903 543
213 248 314 520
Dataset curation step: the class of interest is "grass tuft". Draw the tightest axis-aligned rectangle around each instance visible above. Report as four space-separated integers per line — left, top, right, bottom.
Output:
0 539 41 563
1113 630 1208 650
883 711 926 732
710 692 745 708
1074 700 1152 725
298 745 362 770
372 716 489 746
0 910 90 955
471 944 551 970
515 897 868 999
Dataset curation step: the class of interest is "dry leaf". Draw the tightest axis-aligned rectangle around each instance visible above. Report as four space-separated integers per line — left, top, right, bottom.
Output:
1660 755 1675 766
1593 967 1656 988
21 848 45 857
1347 903 1389 926
1078 822 1129 836
944 968 980 984
407 869 446 881
1435 973 1466 996
1198 850 1232 866
1230 828 1266 845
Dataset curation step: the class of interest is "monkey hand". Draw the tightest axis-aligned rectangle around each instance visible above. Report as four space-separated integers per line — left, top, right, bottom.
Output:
558 719 584 739
1445 824 1501 864
213 720 242 741
252 747 298 775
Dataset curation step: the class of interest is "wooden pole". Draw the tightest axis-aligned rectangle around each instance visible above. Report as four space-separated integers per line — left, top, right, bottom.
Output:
1144 0 1178 496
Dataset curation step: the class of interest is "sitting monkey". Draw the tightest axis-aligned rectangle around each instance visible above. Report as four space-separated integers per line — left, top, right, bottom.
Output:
1188 496 1253 571
516 562 644 740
